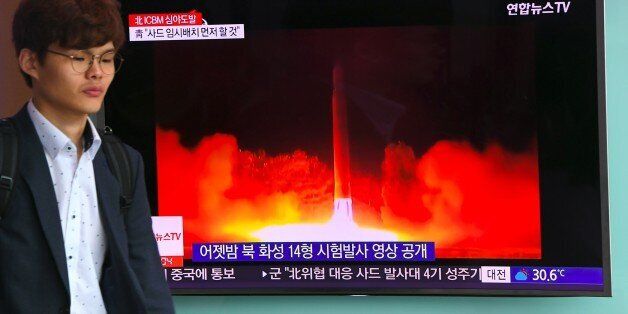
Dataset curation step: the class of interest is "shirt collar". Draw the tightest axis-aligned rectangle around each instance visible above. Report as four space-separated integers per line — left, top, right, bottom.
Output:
27 99 102 160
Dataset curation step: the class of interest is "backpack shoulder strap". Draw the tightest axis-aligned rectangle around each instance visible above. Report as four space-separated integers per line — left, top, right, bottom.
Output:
98 126 135 214
0 118 18 219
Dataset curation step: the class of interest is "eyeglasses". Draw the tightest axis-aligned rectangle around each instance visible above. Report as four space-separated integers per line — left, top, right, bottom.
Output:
47 49 124 75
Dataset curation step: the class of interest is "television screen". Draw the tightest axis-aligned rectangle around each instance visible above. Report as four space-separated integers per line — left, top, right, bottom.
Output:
106 0 610 296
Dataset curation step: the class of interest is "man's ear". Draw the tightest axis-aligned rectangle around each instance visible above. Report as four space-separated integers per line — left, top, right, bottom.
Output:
18 48 40 81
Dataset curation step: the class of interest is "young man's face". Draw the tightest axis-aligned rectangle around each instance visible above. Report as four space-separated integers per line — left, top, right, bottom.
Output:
30 41 117 116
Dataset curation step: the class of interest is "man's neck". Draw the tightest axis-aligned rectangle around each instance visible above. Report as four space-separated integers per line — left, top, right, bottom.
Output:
31 96 86 154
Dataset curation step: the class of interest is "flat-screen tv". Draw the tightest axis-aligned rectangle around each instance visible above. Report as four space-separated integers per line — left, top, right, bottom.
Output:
105 0 610 296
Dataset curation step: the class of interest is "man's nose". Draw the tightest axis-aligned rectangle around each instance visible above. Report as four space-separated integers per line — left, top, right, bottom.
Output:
85 57 104 79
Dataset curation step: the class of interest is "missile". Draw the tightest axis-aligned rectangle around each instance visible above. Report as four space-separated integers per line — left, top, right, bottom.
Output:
332 63 351 200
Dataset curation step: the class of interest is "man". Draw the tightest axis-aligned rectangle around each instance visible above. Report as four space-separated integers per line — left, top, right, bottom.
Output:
0 0 175 313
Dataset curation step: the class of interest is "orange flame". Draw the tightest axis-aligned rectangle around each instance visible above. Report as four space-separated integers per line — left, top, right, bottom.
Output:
157 128 540 259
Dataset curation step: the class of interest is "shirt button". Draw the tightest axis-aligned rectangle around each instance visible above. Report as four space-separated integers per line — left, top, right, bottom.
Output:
68 256 73 259
72 215 76 219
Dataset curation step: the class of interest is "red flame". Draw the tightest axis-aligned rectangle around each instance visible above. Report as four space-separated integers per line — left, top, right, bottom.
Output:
157 128 540 259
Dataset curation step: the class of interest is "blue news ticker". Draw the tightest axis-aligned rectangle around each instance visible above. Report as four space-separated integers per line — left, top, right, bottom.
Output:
192 242 435 262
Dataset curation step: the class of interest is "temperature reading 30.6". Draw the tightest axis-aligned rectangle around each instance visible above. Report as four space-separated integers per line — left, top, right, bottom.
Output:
532 268 565 282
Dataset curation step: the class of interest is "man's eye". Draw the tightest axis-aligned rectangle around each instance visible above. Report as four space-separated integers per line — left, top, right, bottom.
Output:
101 59 113 63
74 57 86 62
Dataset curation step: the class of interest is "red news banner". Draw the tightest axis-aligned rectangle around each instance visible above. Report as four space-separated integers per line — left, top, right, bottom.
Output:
161 256 184 268
129 11 203 27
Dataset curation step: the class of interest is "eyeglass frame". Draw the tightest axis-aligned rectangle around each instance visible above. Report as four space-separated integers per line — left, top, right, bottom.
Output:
46 49 125 75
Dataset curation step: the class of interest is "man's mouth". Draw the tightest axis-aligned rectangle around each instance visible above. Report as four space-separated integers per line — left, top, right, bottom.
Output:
82 87 103 97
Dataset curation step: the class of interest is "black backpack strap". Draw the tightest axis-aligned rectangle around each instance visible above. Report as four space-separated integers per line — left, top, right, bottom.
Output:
0 118 18 219
99 126 135 214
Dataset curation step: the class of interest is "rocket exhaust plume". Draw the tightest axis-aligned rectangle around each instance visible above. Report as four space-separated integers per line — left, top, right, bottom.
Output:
330 63 355 226
250 62 397 241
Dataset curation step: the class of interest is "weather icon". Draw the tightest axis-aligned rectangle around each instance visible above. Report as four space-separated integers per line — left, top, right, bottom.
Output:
515 269 529 281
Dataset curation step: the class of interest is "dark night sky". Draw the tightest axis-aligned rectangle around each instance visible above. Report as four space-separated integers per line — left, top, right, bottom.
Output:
154 25 536 173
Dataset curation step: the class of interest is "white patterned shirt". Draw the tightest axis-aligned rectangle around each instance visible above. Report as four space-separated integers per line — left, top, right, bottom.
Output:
28 100 107 314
